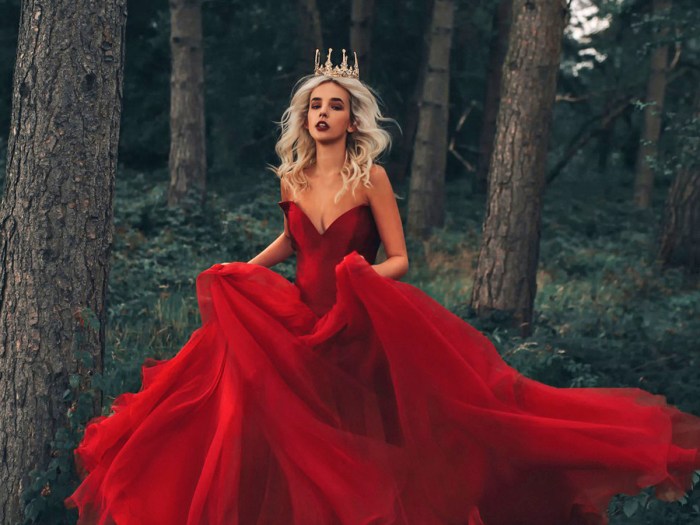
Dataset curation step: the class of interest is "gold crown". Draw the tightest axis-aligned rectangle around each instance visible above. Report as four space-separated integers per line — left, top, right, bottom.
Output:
314 48 360 79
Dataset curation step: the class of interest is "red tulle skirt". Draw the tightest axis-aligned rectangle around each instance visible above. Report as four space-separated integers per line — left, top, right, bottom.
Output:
65 252 700 524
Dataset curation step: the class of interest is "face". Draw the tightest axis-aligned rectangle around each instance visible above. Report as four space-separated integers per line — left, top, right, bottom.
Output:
304 81 356 144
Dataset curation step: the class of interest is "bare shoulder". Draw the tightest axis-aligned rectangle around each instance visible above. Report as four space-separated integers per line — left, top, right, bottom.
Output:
367 164 393 198
369 163 390 183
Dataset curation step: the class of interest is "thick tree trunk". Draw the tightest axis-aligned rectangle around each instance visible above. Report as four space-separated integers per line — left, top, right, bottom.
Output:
296 0 324 77
168 0 207 208
474 0 513 195
406 0 454 238
633 0 671 209
471 0 568 337
350 0 375 80
658 88 700 271
0 1 126 521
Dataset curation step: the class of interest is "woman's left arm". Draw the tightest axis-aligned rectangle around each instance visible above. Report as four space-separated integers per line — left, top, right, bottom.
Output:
366 165 409 280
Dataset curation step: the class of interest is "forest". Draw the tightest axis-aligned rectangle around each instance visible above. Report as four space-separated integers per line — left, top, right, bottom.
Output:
0 0 698 523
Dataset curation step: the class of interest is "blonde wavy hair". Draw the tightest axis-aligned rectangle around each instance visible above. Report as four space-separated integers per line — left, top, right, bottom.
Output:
269 74 398 203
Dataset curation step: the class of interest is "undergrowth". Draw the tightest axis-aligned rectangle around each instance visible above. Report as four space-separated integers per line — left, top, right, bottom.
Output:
22 169 700 524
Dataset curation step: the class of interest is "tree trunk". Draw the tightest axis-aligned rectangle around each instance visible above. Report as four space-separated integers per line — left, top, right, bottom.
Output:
168 0 207 208
658 87 700 272
471 0 568 337
350 0 375 80
296 0 324 77
660 171 700 272
406 0 454 238
395 0 434 181
0 1 126 521
474 0 513 195
633 0 671 209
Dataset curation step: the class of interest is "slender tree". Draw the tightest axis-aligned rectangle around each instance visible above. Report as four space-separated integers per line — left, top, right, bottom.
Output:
396 0 434 181
474 0 513 195
634 0 672 209
659 87 700 272
659 168 700 272
350 0 375 80
297 0 324 77
168 0 207 207
471 0 568 337
0 1 126 521
406 0 455 238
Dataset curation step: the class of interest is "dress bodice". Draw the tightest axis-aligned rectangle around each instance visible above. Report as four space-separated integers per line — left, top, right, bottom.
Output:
278 200 381 317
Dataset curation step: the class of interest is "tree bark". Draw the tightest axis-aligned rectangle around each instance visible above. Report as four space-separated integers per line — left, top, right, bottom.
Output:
395 0 434 181
633 0 671 209
658 87 700 272
168 0 207 208
474 0 513 195
0 1 126 521
471 0 568 337
350 0 375 80
659 170 700 272
296 0 324 77
406 0 454 238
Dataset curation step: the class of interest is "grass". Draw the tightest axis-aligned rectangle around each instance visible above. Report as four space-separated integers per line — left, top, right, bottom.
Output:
27 166 699 524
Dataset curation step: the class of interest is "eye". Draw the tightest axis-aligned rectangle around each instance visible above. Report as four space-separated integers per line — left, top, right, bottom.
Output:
332 105 343 110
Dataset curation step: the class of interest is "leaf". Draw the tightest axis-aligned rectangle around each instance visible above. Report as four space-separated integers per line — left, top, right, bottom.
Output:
623 498 639 517
24 497 46 521
69 374 81 388
76 350 94 367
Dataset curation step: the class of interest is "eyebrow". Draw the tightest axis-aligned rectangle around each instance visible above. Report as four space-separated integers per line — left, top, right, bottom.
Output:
310 97 346 104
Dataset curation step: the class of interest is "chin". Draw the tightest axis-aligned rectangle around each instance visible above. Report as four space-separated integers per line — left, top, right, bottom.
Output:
313 134 347 146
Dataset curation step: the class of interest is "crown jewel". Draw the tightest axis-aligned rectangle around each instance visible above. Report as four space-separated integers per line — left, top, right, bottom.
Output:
314 48 360 79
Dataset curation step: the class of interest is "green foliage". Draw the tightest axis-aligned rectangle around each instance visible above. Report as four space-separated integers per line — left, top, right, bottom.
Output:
19 168 292 524
18 171 700 524
4 0 699 522
0 0 494 182
104 168 293 398
403 173 699 524
450 178 700 524
20 310 102 525
607 472 700 525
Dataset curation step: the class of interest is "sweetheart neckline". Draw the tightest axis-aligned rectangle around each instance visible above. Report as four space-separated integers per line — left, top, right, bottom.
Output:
278 200 371 237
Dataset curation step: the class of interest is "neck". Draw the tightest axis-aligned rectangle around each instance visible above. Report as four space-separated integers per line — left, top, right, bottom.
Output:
313 139 347 177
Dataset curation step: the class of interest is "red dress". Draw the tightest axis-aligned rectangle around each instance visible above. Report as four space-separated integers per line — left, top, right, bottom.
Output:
65 200 700 525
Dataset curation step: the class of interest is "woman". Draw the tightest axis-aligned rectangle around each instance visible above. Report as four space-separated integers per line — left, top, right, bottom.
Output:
65 49 700 525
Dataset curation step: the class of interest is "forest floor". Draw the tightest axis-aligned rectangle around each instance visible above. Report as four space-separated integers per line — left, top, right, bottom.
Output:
99 167 700 524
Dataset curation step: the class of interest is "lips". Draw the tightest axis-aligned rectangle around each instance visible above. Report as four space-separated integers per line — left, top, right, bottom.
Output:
315 121 329 131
